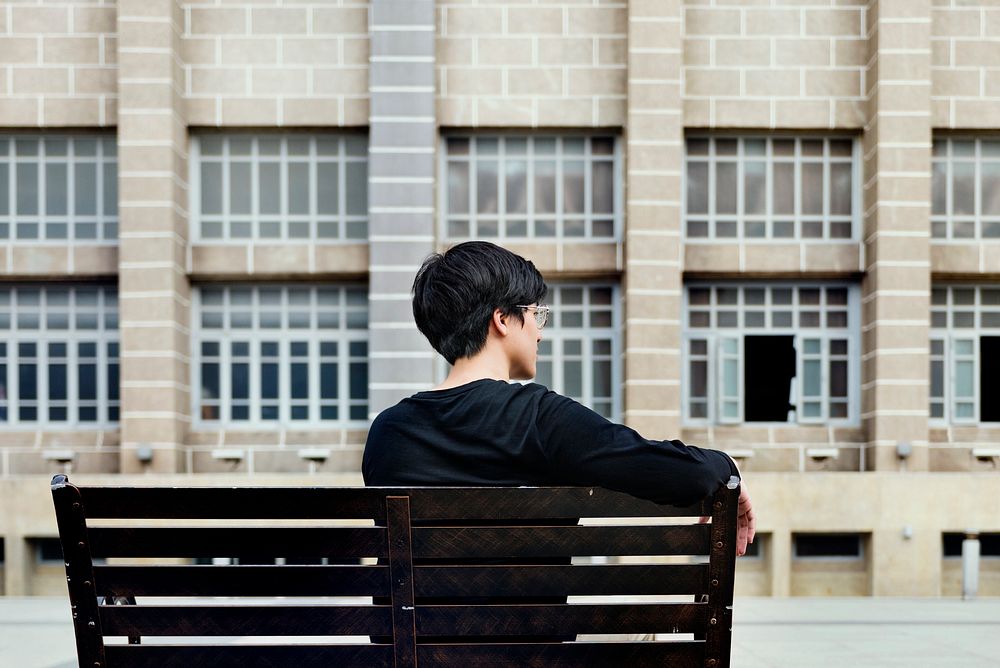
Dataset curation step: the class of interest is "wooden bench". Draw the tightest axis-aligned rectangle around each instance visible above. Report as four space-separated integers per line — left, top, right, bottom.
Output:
51 474 740 668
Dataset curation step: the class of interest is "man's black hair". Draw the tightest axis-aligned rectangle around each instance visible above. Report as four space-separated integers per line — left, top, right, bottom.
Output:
412 241 547 365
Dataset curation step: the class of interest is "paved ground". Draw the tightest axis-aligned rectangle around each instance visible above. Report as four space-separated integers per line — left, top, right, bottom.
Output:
3 596 999 668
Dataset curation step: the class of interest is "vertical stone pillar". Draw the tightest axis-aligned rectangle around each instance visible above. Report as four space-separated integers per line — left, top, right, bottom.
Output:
2 534 28 596
769 530 791 597
861 0 932 472
116 0 191 472
367 0 438 414
623 1 684 438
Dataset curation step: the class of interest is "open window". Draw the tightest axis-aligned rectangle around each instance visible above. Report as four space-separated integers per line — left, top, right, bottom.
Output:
745 335 795 422
982 337 1000 422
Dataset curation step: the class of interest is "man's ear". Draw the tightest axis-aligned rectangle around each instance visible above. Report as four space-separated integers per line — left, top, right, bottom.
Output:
491 308 508 336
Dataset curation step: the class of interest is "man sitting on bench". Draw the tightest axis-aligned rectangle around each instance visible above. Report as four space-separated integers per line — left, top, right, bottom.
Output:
363 240 755 553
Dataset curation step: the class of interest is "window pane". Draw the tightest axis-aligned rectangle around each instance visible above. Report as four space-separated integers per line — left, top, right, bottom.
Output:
535 161 556 214
563 161 585 214
801 163 823 215
448 162 469 214
345 162 367 215
288 163 309 215
829 163 852 216
46 163 68 215
773 163 794 215
230 162 252 215
982 162 1000 216
953 162 975 215
715 162 737 214
687 162 708 214
477 161 499 214
17 164 38 215
259 163 280 214
592 161 613 214
201 162 222 215
744 162 765 215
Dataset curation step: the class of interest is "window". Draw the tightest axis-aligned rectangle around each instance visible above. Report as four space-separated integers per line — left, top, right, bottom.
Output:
943 533 1000 558
32 538 64 564
443 135 619 240
193 285 368 426
0 135 118 243
932 138 1000 240
793 533 863 559
684 284 858 424
930 286 1000 423
192 134 368 242
532 284 620 420
685 136 856 241
0 286 119 426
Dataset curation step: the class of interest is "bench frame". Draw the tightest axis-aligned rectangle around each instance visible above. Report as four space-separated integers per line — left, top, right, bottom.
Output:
52 474 739 668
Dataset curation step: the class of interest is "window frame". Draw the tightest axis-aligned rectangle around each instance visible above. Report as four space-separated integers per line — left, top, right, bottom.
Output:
792 533 865 561
191 284 370 429
189 133 369 244
438 133 623 242
683 134 861 243
0 285 120 429
929 285 1000 424
931 136 1000 241
682 282 861 426
0 134 118 244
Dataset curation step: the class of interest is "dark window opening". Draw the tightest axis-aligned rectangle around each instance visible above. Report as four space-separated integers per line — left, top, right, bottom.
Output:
944 532 1000 558
793 533 862 558
982 337 1000 422
745 335 796 422
0 537 5 564
742 536 762 558
34 538 64 564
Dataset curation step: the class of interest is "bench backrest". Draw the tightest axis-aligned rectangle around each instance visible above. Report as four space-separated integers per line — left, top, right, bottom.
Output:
51 475 739 668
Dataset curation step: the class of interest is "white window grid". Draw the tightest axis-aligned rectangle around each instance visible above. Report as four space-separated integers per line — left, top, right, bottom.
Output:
931 137 1000 241
929 285 1000 423
190 134 368 243
684 136 859 242
192 285 369 428
533 283 621 421
683 283 860 425
0 286 119 427
0 136 118 243
440 135 621 241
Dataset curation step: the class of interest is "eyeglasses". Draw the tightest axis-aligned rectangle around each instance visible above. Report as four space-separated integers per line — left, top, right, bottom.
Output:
515 304 550 329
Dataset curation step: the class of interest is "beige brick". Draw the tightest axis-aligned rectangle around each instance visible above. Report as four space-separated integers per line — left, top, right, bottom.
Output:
561 242 619 273
220 38 278 65
189 8 247 36
685 8 740 35
684 38 711 66
74 7 117 34
13 67 69 94
0 38 39 64
536 97 593 125
507 67 562 96
252 8 307 35
437 37 474 65
628 51 681 80
951 98 1000 128
685 68 740 96
878 52 930 81
43 36 100 64
73 246 119 275
477 38 534 66
253 245 311 274
190 68 246 95
252 68 307 95
12 6 69 33
342 97 368 125
776 39 832 67
103 36 118 66
118 20 173 50
596 97 625 126
833 99 867 128
508 7 563 35
313 243 369 274
120 80 173 109
75 67 117 94
182 38 216 65
987 9 1000 37
282 38 340 66
932 8 981 37
684 244 740 273
835 38 868 67
11 246 69 275
568 67 625 96
879 23 932 50
805 9 862 36
745 9 801 36
312 7 369 35
774 99 830 126
629 18 680 52
568 7 626 35
955 40 1000 67
747 69 800 96
190 245 248 277
446 7 501 35
221 97 278 125
716 39 771 67
120 51 174 80
933 69 980 97
185 98 216 125
447 67 502 95
806 69 862 97
313 67 368 95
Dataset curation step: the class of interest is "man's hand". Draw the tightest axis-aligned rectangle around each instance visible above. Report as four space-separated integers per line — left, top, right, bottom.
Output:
736 484 756 557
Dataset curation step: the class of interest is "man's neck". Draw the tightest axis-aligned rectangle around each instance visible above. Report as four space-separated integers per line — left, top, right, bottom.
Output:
433 351 510 390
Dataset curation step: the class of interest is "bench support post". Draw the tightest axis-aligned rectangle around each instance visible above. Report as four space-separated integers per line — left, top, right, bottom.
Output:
386 495 417 667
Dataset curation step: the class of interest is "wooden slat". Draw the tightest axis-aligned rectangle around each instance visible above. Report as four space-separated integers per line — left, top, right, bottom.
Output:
93 565 388 597
88 527 386 559
104 644 392 668
413 564 709 598
78 486 708 521
99 605 391 637
416 641 705 668
412 524 711 559
386 496 417 668
415 603 708 636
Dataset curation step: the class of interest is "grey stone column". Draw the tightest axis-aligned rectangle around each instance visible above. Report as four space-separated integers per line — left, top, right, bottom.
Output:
367 0 438 414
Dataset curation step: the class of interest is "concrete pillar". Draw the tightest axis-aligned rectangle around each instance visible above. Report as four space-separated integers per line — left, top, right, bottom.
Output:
116 0 191 472
770 530 791 597
861 0 932 471
3 534 30 597
366 0 438 414
623 0 684 438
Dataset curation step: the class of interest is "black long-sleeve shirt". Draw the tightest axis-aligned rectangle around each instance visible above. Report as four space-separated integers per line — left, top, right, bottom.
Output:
363 378 737 507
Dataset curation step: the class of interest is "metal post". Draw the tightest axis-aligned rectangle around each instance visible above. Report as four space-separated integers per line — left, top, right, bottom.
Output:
962 531 980 601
